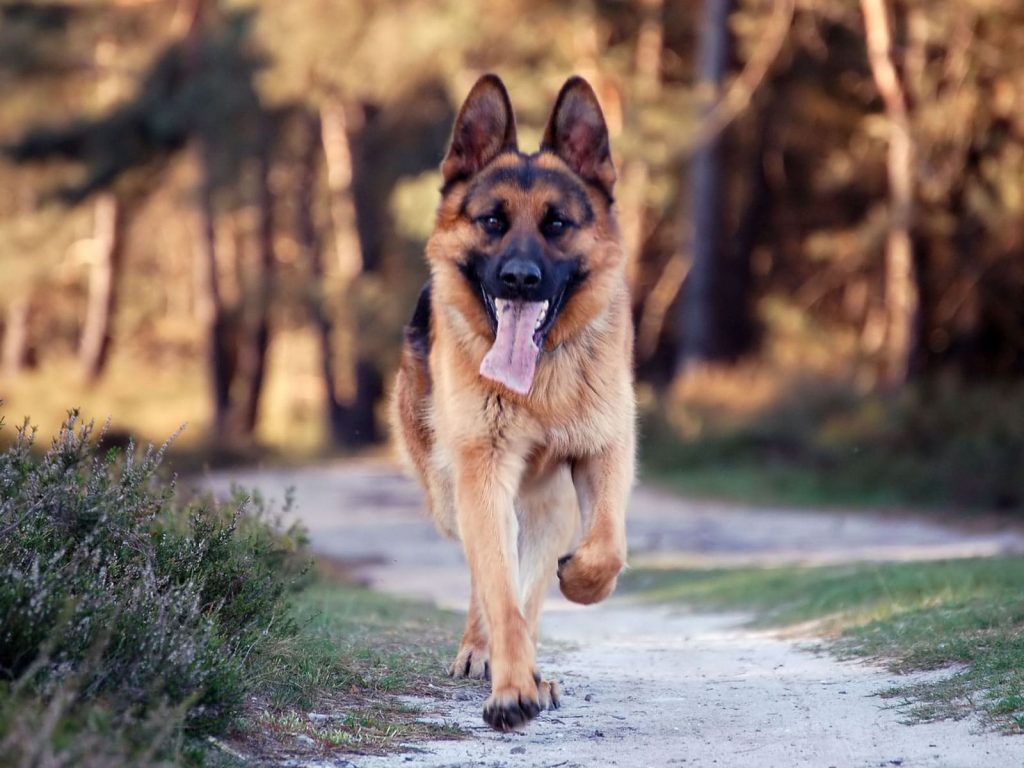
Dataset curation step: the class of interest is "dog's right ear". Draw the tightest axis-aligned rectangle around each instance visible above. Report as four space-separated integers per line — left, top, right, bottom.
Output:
441 74 518 186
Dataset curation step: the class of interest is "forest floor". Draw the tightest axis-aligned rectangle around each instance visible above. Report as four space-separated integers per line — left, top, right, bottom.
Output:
206 461 1024 768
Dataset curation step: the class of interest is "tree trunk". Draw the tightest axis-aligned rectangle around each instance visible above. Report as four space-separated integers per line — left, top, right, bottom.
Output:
635 0 664 96
181 0 234 439
620 0 663 292
298 112 342 443
320 97 363 282
319 98 360 408
640 0 787 371
318 98 379 446
2 298 31 378
191 138 233 436
298 111 353 446
78 193 123 383
861 0 920 385
677 0 733 374
724 115 770 353
234 124 274 437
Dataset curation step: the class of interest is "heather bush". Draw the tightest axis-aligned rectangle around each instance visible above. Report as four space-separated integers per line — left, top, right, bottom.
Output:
0 412 309 763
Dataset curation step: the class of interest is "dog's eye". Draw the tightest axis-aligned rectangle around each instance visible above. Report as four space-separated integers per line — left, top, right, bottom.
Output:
541 213 572 239
477 214 508 237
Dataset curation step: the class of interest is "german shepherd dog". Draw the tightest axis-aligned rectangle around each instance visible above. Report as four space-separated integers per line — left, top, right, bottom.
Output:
392 74 635 732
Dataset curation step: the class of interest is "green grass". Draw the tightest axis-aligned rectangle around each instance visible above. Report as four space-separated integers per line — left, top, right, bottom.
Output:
622 556 1024 732
642 461 907 510
224 576 469 761
278 577 465 705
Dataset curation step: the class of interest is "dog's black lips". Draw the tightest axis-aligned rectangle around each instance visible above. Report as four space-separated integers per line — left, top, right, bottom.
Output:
463 265 587 350
534 267 588 347
478 283 499 335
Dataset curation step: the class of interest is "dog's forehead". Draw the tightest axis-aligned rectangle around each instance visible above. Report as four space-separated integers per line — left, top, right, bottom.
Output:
459 153 594 221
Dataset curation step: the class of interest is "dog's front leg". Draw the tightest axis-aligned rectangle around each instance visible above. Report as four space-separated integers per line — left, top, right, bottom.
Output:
454 442 540 731
559 429 634 604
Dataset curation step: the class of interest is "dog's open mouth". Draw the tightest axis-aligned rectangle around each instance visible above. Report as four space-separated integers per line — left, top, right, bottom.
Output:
479 292 564 395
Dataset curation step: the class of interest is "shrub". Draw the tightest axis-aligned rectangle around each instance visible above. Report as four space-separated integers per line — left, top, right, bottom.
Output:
647 377 1024 512
0 412 309 763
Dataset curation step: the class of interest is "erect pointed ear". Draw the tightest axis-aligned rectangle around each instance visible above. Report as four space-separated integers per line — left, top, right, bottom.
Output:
541 76 616 197
441 74 518 186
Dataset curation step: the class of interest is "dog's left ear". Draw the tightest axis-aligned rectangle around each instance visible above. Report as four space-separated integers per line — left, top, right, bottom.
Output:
541 76 616 197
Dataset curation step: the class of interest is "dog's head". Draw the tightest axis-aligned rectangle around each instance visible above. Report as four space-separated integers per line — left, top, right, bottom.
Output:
427 74 623 395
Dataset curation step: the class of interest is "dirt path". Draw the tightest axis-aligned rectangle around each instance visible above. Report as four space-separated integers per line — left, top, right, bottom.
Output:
207 461 1024 768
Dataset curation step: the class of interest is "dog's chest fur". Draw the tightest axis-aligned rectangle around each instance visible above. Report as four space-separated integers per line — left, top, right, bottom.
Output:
432 329 627 467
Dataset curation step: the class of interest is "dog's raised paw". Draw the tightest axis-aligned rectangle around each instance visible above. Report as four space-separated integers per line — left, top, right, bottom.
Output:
557 547 623 605
483 687 542 731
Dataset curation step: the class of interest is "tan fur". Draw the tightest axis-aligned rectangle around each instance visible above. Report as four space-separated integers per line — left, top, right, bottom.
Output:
390 75 635 731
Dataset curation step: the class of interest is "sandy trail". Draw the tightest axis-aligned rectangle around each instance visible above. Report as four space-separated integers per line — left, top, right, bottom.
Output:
207 461 1024 768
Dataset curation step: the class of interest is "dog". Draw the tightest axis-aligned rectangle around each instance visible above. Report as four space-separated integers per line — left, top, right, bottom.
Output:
391 73 635 732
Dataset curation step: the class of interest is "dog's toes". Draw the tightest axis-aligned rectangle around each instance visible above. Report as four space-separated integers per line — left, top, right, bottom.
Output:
448 645 490 680
482 688 542 732
538 679 561 710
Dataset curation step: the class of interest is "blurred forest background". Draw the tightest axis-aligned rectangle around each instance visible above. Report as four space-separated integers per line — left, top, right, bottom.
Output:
1 0 1022 512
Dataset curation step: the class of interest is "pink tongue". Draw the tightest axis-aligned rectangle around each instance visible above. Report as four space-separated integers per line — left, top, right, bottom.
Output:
479 299 546 395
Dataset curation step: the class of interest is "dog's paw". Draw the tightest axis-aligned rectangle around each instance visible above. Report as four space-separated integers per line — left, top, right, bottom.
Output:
482 684 541 732
448 643 490 680
537 678 561 710
557 545 623 605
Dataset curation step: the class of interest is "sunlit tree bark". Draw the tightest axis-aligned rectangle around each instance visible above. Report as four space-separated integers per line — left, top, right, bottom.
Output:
318 97 379 445
78 193 123 383
2 298 31 379
861 0 920 385
319 98 359 412
320 98 363 283
297 111 346 445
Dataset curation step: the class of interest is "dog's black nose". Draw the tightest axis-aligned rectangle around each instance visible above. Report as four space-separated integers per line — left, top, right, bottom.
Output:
499 258 542 290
